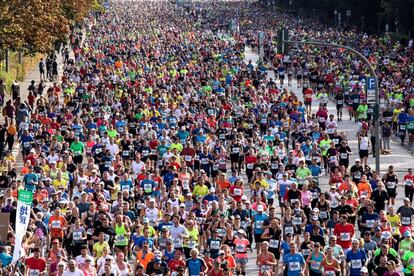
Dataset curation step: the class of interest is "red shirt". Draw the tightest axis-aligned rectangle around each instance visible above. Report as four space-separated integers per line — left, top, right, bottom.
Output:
334 223 355 249
168 259 186 272
304 89 313 102
26 256 46 271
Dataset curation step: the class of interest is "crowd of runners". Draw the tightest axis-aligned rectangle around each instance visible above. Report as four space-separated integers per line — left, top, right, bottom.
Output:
0 0 414 275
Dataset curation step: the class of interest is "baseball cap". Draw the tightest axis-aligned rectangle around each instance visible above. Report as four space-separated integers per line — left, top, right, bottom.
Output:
360 267 368 273
311 216 318 221
405 231 412 237
257 205 264 212
154 257 162 263
355 158 360 162
237 229 246 235
241 195 247 201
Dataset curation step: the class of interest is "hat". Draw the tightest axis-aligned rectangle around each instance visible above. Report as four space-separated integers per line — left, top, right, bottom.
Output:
241 195 247 201
180 203 185 207
154 257 162 263
237 229 246 235
360 195 367 199
209 187 216 193
364 231 371 235
360 267 368 273
149 198 155 203
218 250 225 255
355 158 360 162
143 218 149 223
375 226 381 231
311 216 319 221
257 205 264 212
186 193 192 197
404 231 411 237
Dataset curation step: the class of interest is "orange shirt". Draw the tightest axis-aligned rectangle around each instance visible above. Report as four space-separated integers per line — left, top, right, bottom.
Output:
357 181 372 198
217 180 231 190
136 251 154 270
48 215 67 238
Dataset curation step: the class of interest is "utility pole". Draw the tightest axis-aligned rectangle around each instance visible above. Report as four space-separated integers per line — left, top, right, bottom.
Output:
282 39 381 172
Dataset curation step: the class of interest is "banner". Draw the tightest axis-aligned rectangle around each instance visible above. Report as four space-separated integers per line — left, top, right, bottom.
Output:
11 190 33 264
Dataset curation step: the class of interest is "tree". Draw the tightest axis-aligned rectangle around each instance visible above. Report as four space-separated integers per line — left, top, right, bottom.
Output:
0 0 99 53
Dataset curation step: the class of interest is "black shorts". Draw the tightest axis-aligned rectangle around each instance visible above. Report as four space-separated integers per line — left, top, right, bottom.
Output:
304 101 312 106
297 75 302 80
352 105 359 111
254 233 263 243
336 104 343 110
387 189 397 198
339 160 349 168
359 149 369 158
269 248 280 260
230 154 239 163
279 75 285 80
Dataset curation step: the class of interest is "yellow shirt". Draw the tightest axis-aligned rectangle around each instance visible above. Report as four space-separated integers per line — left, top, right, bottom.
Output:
387 214 401 235
52 179 67 190
93 241 109 259
193 185 209 196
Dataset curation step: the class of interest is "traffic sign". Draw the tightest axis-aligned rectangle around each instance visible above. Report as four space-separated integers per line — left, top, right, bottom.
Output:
366 76 376 104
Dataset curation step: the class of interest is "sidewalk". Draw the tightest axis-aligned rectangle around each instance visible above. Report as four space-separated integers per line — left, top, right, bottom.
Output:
2 49 70 172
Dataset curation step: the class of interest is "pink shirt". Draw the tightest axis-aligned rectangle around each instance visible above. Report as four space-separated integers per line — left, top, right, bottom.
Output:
234 238 250 259
300 190 312 207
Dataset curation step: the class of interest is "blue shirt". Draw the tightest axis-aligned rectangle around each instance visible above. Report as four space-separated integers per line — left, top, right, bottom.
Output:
283 253 305 276
186 257 206 276
253 213 268 234
23 173 38 192
346 249 367 276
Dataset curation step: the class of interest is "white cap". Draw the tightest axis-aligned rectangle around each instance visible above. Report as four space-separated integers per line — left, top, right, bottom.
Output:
257 205 264 212
209 187 215 193
241 195 247 201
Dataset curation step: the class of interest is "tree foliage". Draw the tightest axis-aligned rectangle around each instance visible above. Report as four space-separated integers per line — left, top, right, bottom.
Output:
0 0 98 53
275 0 414 35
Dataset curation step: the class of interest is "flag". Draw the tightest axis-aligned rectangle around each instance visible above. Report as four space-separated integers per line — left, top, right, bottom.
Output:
11 190 33 264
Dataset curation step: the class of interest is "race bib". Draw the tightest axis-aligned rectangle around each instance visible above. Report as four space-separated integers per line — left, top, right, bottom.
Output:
337 100 343 105
115 235 125 243
29 269 39 276
210 240 220 250
73 232 82 240
236 244 245 253
366 220 375 228
404 180 413 186
340 232 350 241
173 239 183 248
234 188 242 196
284 226 294 235
232 148 240 154
340 153 348 159
51 220 61 229
402 217 411 225
386 182 396 189
269 239 279 248
246 163 254 169
289 262 300 271
144 183 152 193
271 163 278 170
261 265 270 273
256 220 264 229
401 125 406 130
293 217 302 225
311 261 320 270
185 155 192 162
187 240 196 248
351 259 362 269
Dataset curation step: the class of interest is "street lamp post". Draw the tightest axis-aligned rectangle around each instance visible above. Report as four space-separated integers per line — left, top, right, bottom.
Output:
346 10 351 26
283 39 381 172
338 13 342 28
334 10 337 26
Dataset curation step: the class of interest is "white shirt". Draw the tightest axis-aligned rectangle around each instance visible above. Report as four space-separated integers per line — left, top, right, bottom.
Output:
62 269 84 276
131 160 145 175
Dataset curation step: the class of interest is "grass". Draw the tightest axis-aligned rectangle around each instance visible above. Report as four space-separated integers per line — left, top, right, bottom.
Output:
0 51 43 88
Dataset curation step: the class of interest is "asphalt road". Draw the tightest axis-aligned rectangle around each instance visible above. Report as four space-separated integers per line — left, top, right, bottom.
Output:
242 46 410 274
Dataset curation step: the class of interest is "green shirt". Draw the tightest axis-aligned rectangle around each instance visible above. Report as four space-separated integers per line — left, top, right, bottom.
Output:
403 250 414 270
296 167 311 179
70 141 84 154
319 139 332 156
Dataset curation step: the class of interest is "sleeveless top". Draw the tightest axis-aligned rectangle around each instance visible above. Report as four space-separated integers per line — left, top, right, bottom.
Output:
114 223 127 246
268 228 282 250
309 252 323 272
